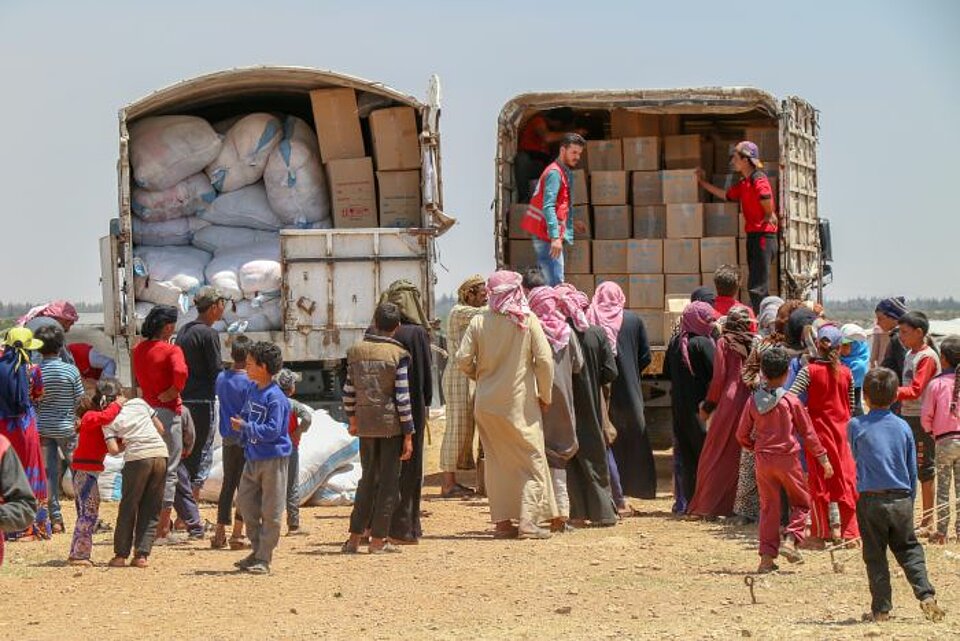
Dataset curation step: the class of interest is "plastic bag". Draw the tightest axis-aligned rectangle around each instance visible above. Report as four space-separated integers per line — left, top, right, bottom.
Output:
132 173 217 222
205 113 282 192
129 116 222 191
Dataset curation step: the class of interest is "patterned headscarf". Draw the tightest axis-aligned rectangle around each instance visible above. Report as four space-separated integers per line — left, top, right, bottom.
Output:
381 280 429 327
554 283 589 332
457 274 485 305
875 296 908 321
679 302 718 374
17 300 79 327
723 305 757 359
528 286 571 353
757 296 785 337
587 281 626 355
486 271 530 328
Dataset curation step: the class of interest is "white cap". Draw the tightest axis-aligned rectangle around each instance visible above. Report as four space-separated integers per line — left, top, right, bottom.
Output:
841 323 868 344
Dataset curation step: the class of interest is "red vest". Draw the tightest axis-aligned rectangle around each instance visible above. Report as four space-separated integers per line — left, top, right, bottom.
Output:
68 343 102 380
521 161 571 241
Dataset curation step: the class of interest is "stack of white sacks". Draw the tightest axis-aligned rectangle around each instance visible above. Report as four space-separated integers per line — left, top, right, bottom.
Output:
129 113 332 331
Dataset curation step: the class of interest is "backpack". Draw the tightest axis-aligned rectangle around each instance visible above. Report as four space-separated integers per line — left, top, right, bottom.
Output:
0 348 32 418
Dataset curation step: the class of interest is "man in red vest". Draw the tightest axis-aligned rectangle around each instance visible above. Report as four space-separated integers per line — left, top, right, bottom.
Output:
521 133 587 286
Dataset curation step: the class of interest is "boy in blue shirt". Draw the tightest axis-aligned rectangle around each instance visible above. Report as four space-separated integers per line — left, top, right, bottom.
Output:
231 341 291 575
848 367 944 622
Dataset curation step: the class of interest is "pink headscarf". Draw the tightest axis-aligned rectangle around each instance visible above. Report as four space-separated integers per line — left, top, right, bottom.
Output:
587 281 626 355
17 300 79 327
528 286 571 353
680 301 718 374
554 283 589 332
486 271 530 328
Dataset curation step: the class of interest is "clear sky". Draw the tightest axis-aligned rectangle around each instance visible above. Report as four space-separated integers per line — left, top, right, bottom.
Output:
0 0 957 304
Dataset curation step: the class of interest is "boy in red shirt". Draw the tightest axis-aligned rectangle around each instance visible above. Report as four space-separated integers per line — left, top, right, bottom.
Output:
737 346 833 572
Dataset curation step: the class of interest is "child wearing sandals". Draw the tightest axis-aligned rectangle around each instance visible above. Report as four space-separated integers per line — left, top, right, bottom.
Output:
67 380 126 565
737 346 833 572
102 383 169 568
922 335 960 544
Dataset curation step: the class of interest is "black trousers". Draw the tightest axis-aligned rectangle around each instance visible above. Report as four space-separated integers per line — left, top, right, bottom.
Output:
856 494 935 614
350 436 404 539
182 400 214 484
114 457 167 559
746 232 778 313
904 416 936 483
217 443 246 525
390 422 425 540
514 150 550 203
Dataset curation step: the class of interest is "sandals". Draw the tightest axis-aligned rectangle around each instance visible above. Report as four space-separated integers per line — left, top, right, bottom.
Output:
493 526 519 540
440 483 475 499
211 532 228 549
341 539 360 554
228 537 248 551
130 556 149 568
107 557 127 568
368 542 402 554
67 558 94 567
756 562 779 574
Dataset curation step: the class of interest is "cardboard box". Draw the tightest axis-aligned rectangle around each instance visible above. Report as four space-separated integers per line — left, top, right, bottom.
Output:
661 169 700 204
593 205 631 239
660 115 682 136
663 238 700 274
507 203 528 239
711 173 738 203
309 88 365 162
590 171 627 205
571 170 589 205
631 171 663 206
369 107 420 171
585 140 622 171
622 137 660 171
663 294 691 344
572 205 591 239
565 242 591 274
634 310 665 347
665 275 701 298
595 274 629 297
627 239 663 274
633 205 666 239
610 110 660 138
326 157 377 228
664 134 702 170
565 274 595 298
592 240 629 273
508 239 537 269
703 203 740 237
700 237 738 273
666 204 704 239
745 127 779 161
629 274 664 309
713 138 740 175
377 170 421 228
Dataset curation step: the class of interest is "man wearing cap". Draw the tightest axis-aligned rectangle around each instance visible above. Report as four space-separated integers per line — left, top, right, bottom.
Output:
875 297 910 385
175 286 227 502
698 141 778 313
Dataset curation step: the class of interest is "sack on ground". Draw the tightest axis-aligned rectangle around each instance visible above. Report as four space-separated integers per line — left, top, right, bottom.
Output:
132 173 217 222
304 461 361 506
132 216 210 246
192 225 279 254
129 116 222 191
200 183 283 230
205 113 282 192
264 116 331 227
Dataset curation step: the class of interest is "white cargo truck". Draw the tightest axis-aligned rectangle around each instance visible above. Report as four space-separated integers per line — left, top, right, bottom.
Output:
100 66 452 405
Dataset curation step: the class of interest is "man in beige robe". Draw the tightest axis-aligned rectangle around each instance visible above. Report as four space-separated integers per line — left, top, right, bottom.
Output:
456 271 558 539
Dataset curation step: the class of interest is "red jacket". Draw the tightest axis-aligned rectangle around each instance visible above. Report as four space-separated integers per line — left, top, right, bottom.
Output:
72 402 123 472
68 343 102 380
521 161 570 242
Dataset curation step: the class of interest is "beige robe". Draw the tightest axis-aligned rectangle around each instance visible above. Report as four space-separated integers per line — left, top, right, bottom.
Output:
457 310 558 525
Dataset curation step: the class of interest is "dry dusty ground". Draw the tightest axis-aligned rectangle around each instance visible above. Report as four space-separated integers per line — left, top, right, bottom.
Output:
2 419 959 641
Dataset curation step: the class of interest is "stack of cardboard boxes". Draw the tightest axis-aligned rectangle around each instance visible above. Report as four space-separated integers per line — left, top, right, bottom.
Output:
309 88 423 229
506 113 781 346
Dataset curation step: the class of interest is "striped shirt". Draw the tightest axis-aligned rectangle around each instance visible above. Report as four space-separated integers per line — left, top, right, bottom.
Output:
36 357 84 439
789 364 857 415
343 353 414 434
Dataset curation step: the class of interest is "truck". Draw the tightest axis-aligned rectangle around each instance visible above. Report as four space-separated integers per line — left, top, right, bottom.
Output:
100 66 453 406
493 87 827 448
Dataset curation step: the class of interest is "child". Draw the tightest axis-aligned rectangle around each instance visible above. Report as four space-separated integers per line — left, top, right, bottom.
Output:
102 383 169 568
0 433 38 565
788 324 859 546
211 336 252 550
231 341 291 575
848 368 944 622
737 346 833 572
276 368 312 536
840 323 870 416
342 302 415 554
922 335 960 543
896 311 941 534
712 265 757 329
67 380 126 566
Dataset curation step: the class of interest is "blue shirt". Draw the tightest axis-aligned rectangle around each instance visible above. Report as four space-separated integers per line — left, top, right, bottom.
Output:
36 357 84 439
848 409 917 497
239 382 292 462
216 369 252 445
541 165 575 244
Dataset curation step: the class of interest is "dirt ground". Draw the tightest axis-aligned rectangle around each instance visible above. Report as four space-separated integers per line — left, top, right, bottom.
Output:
2 418 959 641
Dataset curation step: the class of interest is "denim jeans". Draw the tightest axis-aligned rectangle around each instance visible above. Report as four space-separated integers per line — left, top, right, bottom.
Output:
41 434 76 524
531 237 564 286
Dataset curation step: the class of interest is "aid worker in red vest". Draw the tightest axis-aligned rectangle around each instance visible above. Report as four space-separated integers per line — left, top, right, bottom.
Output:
520 133 587 286
697 141 778 313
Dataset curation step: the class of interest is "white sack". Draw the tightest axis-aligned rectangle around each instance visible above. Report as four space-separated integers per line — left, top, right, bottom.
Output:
132 173 217 222
132 216 210 246
192 225 278 254
134 245 211 308
204 241 280 302
304 462 361 506
264 116 331 226
223 297 282 332
130 116 222 191
205 113 282 192
62 454 125 502
200 183 283 230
